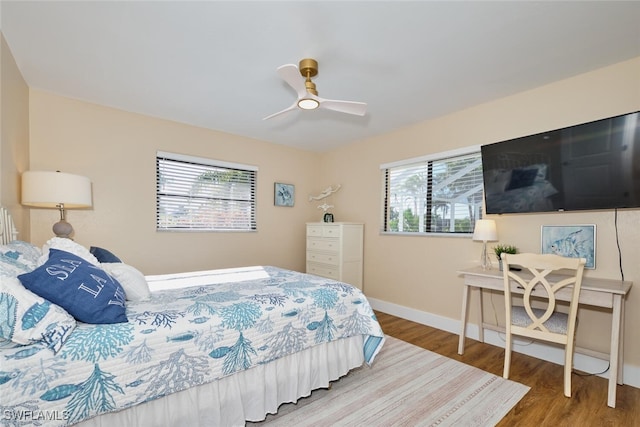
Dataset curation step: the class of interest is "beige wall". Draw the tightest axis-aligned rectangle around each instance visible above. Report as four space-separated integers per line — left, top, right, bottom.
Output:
0 33 30 237
27 91 321 274
322 57 640 371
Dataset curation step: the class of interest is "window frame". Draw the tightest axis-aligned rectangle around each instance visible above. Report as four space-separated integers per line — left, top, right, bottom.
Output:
156 151 258 232
380 145 484 237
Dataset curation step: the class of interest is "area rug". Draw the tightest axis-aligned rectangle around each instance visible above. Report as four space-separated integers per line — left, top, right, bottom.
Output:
254 336 529 426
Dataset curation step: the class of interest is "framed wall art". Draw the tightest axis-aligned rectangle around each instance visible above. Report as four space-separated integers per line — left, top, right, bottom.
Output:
274 182 295 207
541 224 596 269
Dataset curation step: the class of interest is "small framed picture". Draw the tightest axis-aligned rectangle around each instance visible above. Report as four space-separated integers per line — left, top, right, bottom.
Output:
541 224 596 269
274 182 295 207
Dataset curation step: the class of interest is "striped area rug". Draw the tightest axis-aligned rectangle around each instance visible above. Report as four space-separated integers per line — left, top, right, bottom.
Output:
257 336 529 426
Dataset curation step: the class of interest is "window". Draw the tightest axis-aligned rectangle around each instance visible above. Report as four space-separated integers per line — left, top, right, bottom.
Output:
156 151 257 231
381 147 484 234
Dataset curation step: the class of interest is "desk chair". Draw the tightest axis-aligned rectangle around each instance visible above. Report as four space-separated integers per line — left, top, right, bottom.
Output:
501 253 586 397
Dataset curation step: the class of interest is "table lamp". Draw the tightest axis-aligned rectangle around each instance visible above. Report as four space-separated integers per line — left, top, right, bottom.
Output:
472 219 498 270
21 171 92 238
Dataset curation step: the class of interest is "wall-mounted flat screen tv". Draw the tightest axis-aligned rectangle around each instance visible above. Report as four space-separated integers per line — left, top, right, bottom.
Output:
481 111 640 214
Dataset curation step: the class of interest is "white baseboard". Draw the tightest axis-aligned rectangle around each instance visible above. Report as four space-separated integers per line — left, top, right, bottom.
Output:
368 297 640 390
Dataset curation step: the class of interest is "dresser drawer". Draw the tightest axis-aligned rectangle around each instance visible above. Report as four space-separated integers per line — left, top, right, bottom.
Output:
321 226 340 237
306 262 340 280
306 238 339 252
307 225 340 238
307 225 324 237
306 251 339 265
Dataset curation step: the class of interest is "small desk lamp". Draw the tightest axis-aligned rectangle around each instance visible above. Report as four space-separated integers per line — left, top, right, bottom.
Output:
21 171 92 238
472 219 498 270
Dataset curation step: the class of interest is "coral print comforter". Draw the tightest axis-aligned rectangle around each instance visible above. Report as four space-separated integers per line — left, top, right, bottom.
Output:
1 266 385 426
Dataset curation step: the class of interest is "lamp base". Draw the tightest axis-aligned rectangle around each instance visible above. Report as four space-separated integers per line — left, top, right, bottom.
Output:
480 241 492 270
53 220 74 239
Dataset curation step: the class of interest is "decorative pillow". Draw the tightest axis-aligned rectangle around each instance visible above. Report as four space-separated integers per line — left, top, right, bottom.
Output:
0 240 43 274
506 167 538 191
38 237 101 267
0 277 76 353
101 263 151 301
0 253 31 277
19 249 128 324
90 246 122 263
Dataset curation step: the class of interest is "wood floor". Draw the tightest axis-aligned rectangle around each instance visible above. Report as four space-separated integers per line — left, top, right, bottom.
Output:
376 311 639 427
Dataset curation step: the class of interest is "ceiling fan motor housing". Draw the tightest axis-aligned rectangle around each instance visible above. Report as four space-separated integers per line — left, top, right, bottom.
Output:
299 58 319 95
298 58 318 78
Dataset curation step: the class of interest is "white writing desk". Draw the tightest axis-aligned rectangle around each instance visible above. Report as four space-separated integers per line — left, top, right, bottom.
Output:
457 266 632 408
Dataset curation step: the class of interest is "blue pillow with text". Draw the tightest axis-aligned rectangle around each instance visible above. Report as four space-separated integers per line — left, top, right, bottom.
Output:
18 249 128 324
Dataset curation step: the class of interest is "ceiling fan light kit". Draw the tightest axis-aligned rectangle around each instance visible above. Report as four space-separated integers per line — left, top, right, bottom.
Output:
264 58 367 120
297 98 320 110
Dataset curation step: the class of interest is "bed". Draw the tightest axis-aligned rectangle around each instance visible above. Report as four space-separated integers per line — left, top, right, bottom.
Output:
0 208 385 427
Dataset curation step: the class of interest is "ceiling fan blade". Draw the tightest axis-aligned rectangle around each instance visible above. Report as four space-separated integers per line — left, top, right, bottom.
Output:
263 102 298 120
277 64 307 98
318 98 367 116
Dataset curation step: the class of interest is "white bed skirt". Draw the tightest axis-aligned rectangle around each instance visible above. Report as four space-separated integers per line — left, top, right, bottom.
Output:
76 335 365 427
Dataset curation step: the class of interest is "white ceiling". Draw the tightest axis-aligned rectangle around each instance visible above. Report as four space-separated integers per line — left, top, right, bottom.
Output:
2 1 640 152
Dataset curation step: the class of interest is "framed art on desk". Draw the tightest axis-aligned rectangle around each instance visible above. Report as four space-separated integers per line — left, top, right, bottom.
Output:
541 224 596 269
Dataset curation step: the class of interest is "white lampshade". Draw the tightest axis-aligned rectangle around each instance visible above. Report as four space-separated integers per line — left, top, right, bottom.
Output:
21 171 92 208
473 219 498 270
21 171 92 238
472 219 498 242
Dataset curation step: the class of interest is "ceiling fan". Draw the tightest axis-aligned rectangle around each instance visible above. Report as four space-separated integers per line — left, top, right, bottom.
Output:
263 58 367 120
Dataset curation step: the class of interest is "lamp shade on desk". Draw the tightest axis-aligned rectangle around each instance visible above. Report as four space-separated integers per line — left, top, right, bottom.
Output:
472 219 498 270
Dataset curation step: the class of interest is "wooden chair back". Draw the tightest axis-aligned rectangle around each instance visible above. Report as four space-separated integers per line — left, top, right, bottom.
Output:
501 252 586 397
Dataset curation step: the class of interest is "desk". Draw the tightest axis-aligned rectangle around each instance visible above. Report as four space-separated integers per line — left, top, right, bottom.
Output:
457 266 632 408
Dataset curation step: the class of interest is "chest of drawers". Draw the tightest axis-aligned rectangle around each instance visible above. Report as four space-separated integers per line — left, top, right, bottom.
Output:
306 222 364 289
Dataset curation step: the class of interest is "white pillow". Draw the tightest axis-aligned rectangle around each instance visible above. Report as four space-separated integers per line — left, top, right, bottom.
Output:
0 277 76 353
101 263 151 301
38 237 101 266
0 241 42 271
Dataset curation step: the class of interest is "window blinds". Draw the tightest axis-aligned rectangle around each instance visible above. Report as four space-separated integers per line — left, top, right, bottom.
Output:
156 151 257 231
381 148 484 234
